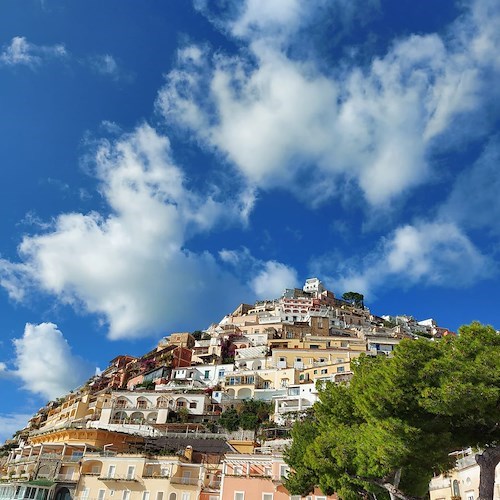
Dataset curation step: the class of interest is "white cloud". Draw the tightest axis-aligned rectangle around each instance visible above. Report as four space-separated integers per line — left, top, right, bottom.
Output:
440 137 500 235
0 36 66 68
331 221 492 297
0 124 252 339
11 323 93 400
0 413 33 443
230 0 304 41
251 261 299 298
219 247 299 299
158 0 500 208
89 54 124 80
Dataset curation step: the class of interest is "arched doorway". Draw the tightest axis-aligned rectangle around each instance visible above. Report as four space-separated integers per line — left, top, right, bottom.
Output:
55 487 71 500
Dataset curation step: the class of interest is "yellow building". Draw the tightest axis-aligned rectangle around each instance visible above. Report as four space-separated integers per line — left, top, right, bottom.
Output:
270 347 361 370
76 452 207 500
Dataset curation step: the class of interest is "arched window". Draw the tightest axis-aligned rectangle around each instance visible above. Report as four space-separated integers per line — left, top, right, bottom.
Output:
115 398 129 409
168 493 176 500
156 396 170 408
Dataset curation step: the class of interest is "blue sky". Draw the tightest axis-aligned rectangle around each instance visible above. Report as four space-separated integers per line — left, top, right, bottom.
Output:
1 0 499 442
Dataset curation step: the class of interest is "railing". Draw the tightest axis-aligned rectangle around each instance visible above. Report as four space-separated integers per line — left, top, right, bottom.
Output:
457 454 477 468
11 457 33 464
98 475 137 481
56 474 77 481
429 477 451 490
30 421 87 436
40 453 62 460
169 477 200 486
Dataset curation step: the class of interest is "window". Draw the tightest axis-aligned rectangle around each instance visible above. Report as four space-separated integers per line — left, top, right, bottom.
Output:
295 358 302 363
315 497 327 500
218 370 225 377
156 493 163 500
279 465 289 478
126 466 135 479
181 494 190 500
233 465 243 475
189 402 197 408
81 489 89 500
262 494 273 500
107 465 116 478
337 366 345 373
234 493 244 500
290 497 302 500
168 494 176 500
321 369 327 374
310 345 319 349
142 493 150 500
97 490 106 500
204 370 210 379
122 491 130 500
264 465 272 477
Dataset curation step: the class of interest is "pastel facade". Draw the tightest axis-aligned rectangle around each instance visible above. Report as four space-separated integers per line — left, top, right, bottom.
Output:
97 391 211 427
75 453 207 500
220 453 336 500
224 368 297 400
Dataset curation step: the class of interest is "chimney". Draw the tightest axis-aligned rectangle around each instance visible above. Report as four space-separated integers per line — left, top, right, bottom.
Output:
184 445 193 462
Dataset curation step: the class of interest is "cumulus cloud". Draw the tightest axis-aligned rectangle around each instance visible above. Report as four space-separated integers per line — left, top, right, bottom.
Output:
0 413 33 443
10 323 93 400
0 36 66 68
0 124 254 339
327 221 492 297
251 261 299 298
220 247 299 298
158 0 500 208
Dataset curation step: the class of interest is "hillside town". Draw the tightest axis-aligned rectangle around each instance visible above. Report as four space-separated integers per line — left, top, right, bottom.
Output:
0 278 482 500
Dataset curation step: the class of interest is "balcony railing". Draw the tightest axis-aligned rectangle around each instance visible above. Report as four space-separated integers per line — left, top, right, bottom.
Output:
98 474 137 481
429 477 451 491
142 473 170 478
56 474 78 482
40 453 63 460
169 477 200 486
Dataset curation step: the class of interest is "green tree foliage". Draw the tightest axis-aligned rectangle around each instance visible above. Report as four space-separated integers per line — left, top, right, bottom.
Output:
219 408 240 432
285 322 500 500
191 330 203 340
342 291 364 308
218 400 273 432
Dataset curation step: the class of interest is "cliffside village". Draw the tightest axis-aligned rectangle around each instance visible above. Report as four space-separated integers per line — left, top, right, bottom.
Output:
1 278 462 500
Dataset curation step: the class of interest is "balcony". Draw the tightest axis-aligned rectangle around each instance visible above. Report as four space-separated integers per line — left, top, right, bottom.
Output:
429 477 451 491
40 453 63 460
56 474 78 482
98 475 137 482
170 477 200 486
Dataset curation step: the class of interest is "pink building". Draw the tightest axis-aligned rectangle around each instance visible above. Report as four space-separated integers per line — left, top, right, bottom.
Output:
220 453 336 500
